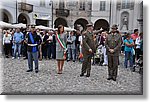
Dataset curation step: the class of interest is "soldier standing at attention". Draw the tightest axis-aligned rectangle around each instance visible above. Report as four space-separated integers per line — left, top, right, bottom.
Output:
105 25 122 81
80 24 97 77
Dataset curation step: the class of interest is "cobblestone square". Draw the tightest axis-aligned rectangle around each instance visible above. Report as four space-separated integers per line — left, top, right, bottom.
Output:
1 57 142 95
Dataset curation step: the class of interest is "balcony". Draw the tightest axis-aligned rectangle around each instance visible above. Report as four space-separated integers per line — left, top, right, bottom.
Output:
56 9 70 17
18 2 33 13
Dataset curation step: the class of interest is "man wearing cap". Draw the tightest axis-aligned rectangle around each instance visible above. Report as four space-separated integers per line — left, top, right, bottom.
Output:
24 25 42 73
80 23 100 77
105 24 122 81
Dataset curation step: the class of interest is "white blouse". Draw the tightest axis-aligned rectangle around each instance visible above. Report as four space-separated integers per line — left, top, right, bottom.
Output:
135 37 141 49
3 34 12 45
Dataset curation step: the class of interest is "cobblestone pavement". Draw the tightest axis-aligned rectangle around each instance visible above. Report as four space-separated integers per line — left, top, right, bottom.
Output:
1 56 142 95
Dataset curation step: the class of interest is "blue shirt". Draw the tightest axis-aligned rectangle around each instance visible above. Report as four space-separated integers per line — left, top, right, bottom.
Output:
124 38 134 52
13 32 24 43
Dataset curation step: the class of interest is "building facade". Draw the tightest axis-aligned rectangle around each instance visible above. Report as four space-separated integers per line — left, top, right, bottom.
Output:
53 0 143 32
53 0 92 30
0 0 143 32
91 0 111 31
0 0 52 27
91 0 143 33
110 0 143 33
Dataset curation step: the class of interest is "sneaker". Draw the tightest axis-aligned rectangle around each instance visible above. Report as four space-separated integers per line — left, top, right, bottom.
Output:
107 77 112 80
17 57 20 59
112 78 116 81
26 70 33 72
23 57 28 60
35 70 39 73
12 57 15 59
67 60 70 62
80 73 84 77
6 56 9 58
86 74 90 77
102 63 108 66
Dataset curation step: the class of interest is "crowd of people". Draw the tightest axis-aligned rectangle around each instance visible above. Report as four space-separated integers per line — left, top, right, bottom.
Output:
1 23 143 81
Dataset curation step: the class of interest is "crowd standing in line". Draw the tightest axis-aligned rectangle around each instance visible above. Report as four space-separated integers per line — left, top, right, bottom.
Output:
2 23 143 81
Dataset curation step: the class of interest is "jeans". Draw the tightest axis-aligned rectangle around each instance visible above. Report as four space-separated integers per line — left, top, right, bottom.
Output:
76 44 80 59
27 51 39 71
102 46 108 65
22 43 28 58
67 48 76 61
47 43 55 59
135 48 142 60
13 43 22 58
124 51 133 68
4 43 11 57
42 44 47 59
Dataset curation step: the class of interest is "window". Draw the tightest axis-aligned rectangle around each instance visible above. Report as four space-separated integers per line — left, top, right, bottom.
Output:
59 0 65 9
122 0 130 9
21 0 26 3
40 0 45 7
68 1 76 6
100 1 106 11
79 0 85 10
88 2 92 11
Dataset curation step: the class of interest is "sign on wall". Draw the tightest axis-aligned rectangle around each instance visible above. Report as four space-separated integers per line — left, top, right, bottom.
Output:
33 13 51 20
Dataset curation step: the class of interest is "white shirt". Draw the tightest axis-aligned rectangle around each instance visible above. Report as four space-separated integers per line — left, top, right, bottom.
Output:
78 35 82 49
48 35 53 43
78 35 82 44
3 34 12 45
135 37 141 49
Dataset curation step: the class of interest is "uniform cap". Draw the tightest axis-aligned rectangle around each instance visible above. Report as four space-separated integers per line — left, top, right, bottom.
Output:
86 23 93 27
31 25 35 28
111 24 118 29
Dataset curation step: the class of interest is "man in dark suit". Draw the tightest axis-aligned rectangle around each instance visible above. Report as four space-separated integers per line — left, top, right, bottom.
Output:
24 25 42 73
42 31 49 59
105 24 122 81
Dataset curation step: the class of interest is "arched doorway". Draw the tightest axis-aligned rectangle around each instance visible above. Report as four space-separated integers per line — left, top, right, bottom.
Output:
74 18 88 31
18 13 30 24
2 12 9 23
1 9 12 23
94 19 109 31
54 18 68 28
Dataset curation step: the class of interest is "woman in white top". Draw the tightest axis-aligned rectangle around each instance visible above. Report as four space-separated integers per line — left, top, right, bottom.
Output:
135 33 143 60
78 34 82 53
3 31 12 58
101 31 108 66
78 33 83 62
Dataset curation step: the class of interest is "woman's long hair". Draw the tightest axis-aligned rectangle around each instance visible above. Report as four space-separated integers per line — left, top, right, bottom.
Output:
57 25 64 34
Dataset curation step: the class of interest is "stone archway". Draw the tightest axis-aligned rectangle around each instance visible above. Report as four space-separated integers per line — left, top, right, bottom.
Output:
1 9 13 23
18 13 30 24
54 17 68 28
94 19 109 31
74 18 88 31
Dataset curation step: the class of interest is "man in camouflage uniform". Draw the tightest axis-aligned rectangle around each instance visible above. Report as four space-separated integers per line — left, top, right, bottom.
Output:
80 24 98 77
105 24 122 81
